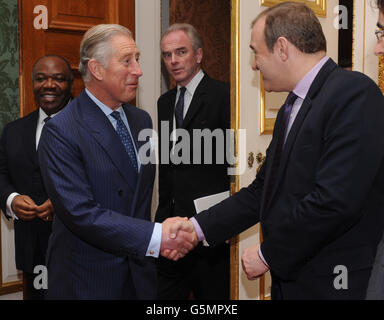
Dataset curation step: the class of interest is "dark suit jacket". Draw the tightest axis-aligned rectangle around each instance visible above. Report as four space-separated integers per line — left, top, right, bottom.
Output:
38 90 156 299
0 110 52 273
155 74 230 222
195 59 384 299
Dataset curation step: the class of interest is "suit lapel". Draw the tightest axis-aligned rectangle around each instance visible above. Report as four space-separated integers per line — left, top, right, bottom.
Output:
77 91 137 192
123 104 156 214
182 74 208 129
23 110 39 166
262 59 338 213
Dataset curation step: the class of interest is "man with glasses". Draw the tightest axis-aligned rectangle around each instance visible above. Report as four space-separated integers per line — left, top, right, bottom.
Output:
366 0 384 300
374 0 384 56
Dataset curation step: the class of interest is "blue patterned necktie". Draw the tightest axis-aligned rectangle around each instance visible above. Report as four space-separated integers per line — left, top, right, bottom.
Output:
265 92 297 204
111 110 138 173
175 87 186 128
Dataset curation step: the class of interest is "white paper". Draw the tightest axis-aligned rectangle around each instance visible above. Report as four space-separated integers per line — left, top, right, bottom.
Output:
194 190 230 213
194 190 230 247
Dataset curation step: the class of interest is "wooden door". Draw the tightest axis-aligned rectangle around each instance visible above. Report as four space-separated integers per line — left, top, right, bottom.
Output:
18 0 135 117
169 0 230 87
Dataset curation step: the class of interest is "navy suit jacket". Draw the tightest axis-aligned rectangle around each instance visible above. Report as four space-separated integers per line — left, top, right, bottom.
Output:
38 90 156 299
155 74 230 221
195 59 384 299
0 110 51 273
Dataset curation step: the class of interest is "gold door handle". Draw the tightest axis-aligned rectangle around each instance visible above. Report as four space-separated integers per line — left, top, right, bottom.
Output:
248 152 255 168
256 152 266 173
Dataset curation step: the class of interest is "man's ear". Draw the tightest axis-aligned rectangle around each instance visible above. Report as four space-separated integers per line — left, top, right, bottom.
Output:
88 59 104 81
275 37 289 61
195 48 203 64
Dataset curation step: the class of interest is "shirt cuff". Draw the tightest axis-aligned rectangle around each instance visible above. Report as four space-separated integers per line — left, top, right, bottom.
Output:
258 246 269 267
190 217 209 247
146 222 162 258
6 192 19 220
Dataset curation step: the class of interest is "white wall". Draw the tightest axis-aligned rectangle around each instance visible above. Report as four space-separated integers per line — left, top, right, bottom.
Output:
135 0 162 219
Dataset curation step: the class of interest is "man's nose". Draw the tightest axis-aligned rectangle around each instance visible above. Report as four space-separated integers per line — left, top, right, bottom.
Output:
170 53 178 64
43 77 55 88
133 60 143 77
252 58 259 71
374 41 384 57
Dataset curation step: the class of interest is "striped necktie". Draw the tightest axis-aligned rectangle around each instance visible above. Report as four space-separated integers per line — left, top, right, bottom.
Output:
265 92 297 204
175 87 186 128
111 111 138 173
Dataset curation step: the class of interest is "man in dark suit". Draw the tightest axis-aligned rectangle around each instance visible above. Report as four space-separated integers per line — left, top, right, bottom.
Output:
155 23 230 300
0 55 73 299
366 0 384 300
170 2 384 300
38 24 196 300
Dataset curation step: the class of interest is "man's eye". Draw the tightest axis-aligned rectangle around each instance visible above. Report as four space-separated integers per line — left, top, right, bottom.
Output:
177 50 186 55
54 78 66 82
35 77 46 82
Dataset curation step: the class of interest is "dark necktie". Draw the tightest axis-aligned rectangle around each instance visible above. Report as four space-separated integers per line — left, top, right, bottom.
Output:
44 116 51 123
265 92 297 204
175 87 186 128
111 111 138 173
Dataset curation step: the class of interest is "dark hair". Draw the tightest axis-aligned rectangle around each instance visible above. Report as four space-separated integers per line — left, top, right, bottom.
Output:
32 55 74 87
377 0 384 12
252 1 326 54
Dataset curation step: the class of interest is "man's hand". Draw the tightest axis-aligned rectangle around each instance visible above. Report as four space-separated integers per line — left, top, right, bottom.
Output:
161 217 198 261
36 199 54 222
11 195 38 221
241 245 269 280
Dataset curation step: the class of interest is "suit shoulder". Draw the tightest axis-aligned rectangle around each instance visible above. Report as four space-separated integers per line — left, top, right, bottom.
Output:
324 68 383 100
125 104 153 127
1 110 38 133
158 88 177 105
205 77 230 92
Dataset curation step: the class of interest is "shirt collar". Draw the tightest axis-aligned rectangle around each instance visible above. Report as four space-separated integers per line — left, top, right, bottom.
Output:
38 104 66 124
85 88 123 117
293 56 329 100
177 69 204 96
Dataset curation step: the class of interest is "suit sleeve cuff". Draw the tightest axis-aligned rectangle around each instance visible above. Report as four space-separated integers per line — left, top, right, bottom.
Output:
259 245 269 267
146 222 161 258
6 192 19 220
190 217 209 247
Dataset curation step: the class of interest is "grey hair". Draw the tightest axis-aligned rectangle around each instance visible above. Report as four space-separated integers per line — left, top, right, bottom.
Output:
79 24 133 82
161 23 203 52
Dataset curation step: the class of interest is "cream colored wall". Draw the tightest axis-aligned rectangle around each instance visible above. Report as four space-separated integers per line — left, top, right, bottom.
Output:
237 0 339 300
1 213 22 286
135 0 162 219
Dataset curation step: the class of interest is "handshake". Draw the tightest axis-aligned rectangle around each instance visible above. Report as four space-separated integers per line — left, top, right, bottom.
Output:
160 217 198 261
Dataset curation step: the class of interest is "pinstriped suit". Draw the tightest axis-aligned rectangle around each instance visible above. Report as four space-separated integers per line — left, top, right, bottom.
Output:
38 91 156 299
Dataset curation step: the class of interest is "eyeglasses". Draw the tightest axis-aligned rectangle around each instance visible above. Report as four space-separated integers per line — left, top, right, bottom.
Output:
375 27 384 41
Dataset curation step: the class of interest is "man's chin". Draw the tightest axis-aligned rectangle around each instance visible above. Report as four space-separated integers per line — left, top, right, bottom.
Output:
39 103 62 115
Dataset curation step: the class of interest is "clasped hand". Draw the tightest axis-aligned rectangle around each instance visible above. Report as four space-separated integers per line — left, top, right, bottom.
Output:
160 217 198 261
12 195 54 221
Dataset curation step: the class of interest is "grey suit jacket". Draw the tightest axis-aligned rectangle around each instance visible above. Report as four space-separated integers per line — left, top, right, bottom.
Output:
366 233 384 299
